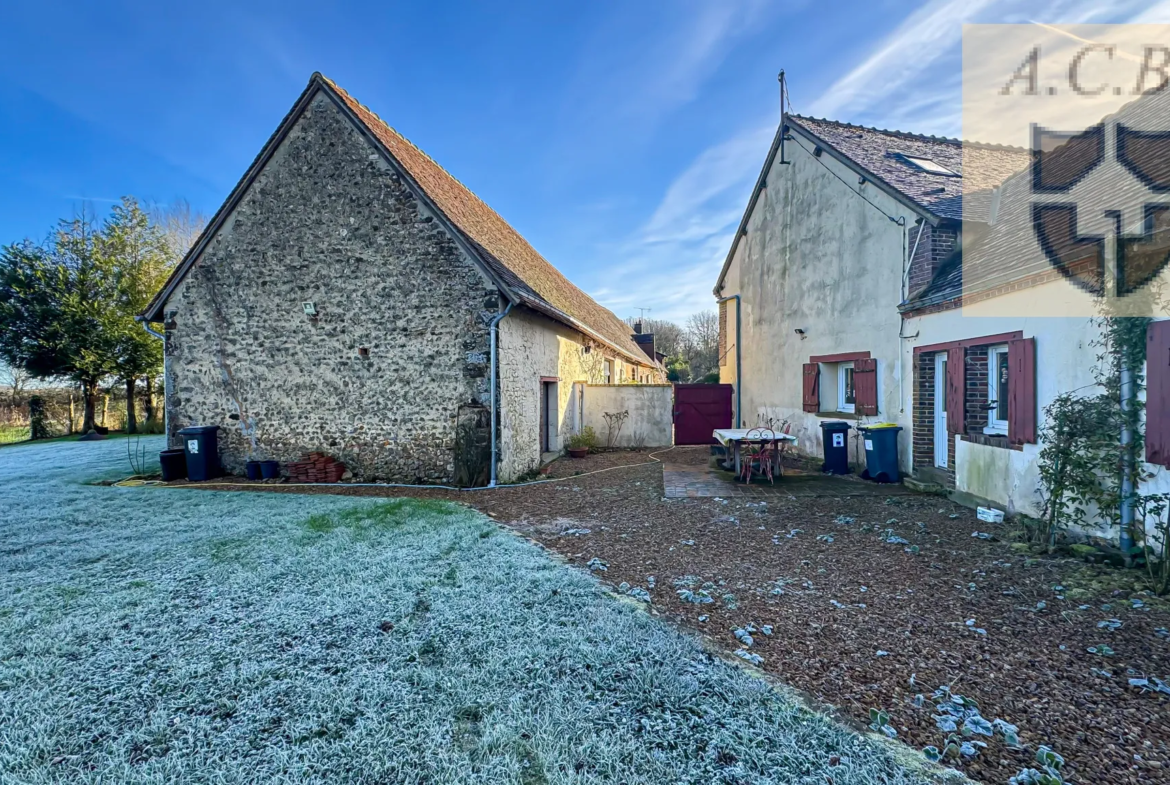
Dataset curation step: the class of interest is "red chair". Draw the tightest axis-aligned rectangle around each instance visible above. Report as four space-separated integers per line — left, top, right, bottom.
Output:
740 428 778 484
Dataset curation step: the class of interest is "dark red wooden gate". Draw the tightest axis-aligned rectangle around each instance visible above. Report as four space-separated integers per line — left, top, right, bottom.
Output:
673 384 733 445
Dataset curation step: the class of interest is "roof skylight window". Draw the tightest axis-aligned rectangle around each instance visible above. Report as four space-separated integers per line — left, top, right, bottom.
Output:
897 154 959 176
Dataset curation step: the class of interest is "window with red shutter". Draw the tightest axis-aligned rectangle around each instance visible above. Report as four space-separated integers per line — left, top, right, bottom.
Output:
1007 337 1036 445
946 346 965 434
802 363 819 412
854 358 878 415
1147 321 1170 466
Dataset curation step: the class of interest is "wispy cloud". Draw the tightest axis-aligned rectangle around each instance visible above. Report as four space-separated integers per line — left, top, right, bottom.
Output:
62 195 122 203
641 126 775 244
565 0 775 144
591 123 774 321
807 0 997 124
807 0 1159 134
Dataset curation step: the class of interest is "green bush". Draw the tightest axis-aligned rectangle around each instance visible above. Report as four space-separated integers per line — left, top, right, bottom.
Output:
567 426 598 451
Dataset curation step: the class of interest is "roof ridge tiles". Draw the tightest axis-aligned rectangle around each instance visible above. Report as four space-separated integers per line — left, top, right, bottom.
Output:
787 114 1027 151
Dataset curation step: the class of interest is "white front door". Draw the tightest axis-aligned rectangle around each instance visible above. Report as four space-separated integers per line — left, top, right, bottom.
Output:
934 353 948 468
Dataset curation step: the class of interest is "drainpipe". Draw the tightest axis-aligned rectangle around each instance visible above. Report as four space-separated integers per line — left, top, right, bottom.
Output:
716 294 742 428
488 300 515 487
1120 361 1135 562
135 315 168 441
135 315 164 341
904 220 926 303
899 221 927 414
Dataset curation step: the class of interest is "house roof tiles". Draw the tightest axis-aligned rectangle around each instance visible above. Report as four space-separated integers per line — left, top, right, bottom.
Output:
146 74 649 365
786 115 1030 222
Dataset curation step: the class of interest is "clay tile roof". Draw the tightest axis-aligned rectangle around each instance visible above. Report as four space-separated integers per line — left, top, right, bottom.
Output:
320 75 647 363
786 115 1031 221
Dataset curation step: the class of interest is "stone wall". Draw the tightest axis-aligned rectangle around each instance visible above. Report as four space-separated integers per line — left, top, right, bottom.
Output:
163 93 498 482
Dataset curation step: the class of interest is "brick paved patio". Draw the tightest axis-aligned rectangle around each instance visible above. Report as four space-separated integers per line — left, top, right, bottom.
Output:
660 454 913 499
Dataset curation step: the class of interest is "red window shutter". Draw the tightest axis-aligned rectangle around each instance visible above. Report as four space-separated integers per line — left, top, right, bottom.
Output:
946 347 965 434
854 357 878 415
802 363 820 412
1007 337 1037 445
1147 321 1170 466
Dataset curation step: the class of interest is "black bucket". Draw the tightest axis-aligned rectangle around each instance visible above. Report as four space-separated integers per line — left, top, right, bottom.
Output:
260 460 280 479
159 449 187 482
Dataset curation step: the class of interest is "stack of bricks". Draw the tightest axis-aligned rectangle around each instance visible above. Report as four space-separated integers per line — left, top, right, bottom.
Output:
287 452 347 483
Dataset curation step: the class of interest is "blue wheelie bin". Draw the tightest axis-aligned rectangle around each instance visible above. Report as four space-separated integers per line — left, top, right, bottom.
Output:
179 425 221 481
860 424 902 483
819 421 851 475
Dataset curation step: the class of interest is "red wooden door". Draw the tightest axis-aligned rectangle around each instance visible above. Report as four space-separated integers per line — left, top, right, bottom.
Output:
673 384 733 445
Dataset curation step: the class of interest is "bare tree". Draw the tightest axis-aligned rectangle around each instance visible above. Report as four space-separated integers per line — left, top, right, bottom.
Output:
149 199 207 263
684 310 720 380
626 317 685 358
0 364 28 407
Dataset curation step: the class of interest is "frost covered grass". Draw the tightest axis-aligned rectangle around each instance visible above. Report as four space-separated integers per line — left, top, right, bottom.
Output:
0 439 949 784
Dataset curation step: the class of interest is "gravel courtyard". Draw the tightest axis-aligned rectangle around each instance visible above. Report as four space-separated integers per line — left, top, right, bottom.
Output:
0 439 949 785
201 447 1170 785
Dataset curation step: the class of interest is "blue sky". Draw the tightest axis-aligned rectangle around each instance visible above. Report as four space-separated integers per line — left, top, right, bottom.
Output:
2 0 1167 321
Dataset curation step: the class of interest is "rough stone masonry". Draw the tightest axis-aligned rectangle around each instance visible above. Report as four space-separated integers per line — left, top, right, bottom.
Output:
162 93 500 482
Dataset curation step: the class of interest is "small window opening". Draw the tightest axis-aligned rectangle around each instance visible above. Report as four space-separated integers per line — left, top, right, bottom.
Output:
897 154 959 176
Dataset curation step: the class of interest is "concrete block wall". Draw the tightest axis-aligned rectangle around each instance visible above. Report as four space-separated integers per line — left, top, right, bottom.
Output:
582 384 673 448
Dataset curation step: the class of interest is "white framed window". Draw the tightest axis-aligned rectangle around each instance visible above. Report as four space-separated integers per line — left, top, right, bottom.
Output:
837 362 856 414
986 345 1009 434
603 359 613 384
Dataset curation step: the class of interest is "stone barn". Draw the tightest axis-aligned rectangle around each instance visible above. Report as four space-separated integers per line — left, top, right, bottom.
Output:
142 73 662 485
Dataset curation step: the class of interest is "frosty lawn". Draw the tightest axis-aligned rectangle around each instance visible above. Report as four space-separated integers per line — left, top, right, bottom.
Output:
0 439 949 784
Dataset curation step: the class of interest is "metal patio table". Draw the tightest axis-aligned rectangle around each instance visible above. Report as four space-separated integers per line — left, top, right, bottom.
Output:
713 428 798 481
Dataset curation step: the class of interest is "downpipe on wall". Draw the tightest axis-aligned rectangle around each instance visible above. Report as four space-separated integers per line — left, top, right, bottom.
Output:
715 294 741 428
1120 362 1136 562
488 300 515 488
898 220 927 414
135 316 168 442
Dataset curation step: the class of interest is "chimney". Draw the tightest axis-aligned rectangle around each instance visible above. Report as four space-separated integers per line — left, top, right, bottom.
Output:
633 320 643 334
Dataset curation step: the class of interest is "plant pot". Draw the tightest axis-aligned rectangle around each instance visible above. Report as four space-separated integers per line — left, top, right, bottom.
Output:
159 449 187 482
260 460 281 479
568 447 588 458
245 460 262 481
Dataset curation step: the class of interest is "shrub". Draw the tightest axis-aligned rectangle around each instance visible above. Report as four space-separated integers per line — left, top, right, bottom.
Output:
567 426 598 451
